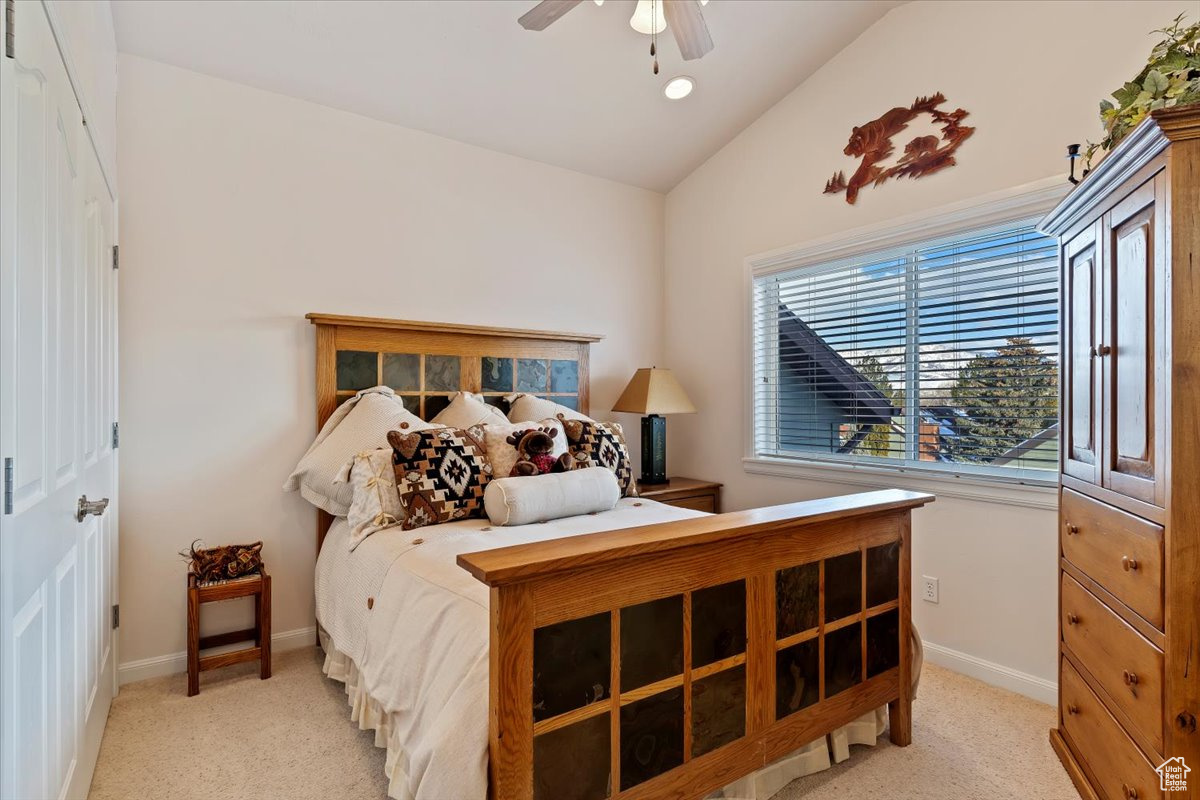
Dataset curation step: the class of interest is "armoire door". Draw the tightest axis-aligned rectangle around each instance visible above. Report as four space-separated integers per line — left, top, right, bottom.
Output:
0 3 119 799
1061 221 1102 485
1101 175 1166 507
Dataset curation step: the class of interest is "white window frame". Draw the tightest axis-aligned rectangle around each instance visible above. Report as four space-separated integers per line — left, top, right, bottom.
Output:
742 178 1070 510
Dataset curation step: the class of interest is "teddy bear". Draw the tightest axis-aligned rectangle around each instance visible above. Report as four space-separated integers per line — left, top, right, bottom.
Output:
506 427 583 477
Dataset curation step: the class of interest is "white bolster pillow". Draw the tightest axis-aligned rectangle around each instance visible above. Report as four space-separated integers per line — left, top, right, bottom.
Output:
484 467 620 527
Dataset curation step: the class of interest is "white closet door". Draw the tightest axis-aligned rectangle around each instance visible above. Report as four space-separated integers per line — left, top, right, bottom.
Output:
0 2 118 798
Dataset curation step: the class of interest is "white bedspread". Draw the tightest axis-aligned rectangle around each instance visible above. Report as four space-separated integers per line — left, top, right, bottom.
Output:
316 498 708 800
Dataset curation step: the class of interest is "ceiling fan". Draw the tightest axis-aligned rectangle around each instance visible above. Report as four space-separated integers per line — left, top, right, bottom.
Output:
518 0 714 66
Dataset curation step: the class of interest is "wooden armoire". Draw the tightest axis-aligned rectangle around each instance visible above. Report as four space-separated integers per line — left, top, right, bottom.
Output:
1040 105 1200 800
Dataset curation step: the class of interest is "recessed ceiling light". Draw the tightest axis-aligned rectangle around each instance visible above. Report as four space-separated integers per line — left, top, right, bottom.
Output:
664 76 694 100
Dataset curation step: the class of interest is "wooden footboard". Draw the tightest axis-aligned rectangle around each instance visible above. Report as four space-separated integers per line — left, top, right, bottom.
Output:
458 488 933 800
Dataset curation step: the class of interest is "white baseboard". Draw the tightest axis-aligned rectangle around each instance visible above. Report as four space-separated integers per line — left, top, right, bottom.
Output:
922 640 1057 706
117 626 316 685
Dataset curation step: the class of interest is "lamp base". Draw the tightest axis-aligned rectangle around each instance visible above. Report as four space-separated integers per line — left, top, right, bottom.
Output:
640 415 667 485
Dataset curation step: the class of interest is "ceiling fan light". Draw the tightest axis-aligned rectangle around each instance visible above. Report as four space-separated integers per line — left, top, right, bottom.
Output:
664 76 694 100
630 0 666 35
593 0 603 5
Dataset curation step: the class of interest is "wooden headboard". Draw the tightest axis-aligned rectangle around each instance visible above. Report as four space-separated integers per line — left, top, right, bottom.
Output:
308 313 603 553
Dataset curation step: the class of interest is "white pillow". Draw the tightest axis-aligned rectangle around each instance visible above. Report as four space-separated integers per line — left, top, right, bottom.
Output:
284 386 433 516
484 467 620 526
335 448 403 550
483 418 567 479
432 391 509 429
506 393 594 423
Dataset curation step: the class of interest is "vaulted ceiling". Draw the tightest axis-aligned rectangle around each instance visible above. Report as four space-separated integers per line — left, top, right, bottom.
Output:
112 0 903 191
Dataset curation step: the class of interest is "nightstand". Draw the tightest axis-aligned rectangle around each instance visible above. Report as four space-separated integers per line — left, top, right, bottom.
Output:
636 477 722 513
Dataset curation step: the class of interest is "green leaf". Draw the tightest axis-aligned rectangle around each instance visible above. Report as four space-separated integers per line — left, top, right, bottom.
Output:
1143 69 1169 95
1156 51 1189 72
1100 99 1115 114
1112 84 1138 107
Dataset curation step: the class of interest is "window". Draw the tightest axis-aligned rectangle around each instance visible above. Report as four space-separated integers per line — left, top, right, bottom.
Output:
751 217 1058 484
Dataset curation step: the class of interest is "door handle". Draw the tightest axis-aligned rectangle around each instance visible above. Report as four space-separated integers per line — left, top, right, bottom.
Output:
76 495 110 522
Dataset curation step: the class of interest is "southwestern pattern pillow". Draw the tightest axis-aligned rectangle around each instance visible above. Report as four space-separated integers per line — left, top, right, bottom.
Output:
387 425 493 530
559 417 637 497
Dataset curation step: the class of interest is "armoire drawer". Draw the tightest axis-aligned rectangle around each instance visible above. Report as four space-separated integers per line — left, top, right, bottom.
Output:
1061 658 1163 800
1061 573 1163 753
1061 489 1163 628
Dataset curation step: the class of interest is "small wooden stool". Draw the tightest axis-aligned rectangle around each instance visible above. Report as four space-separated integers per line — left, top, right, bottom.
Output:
186 569 271 696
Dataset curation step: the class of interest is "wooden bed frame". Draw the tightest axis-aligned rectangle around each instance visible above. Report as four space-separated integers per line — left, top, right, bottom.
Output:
308 313 933 800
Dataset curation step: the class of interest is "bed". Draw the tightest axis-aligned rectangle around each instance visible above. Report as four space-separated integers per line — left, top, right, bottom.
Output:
305 313 933 800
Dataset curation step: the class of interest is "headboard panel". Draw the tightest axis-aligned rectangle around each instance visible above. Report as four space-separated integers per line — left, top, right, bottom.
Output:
308 313 603 553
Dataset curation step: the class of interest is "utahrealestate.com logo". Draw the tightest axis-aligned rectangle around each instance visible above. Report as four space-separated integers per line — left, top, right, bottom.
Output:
1157 756 1190 792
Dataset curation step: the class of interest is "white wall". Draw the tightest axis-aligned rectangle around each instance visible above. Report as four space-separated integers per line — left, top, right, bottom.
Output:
116 55 664 678
664 0 1188 702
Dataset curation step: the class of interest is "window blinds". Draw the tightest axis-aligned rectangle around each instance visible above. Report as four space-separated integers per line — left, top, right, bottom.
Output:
752 219 1058 481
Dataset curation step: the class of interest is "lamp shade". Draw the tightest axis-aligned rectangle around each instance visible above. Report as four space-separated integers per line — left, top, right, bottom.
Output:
612 368 696 415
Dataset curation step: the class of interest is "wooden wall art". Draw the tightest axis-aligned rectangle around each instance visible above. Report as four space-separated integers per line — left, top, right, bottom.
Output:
823 93 975 205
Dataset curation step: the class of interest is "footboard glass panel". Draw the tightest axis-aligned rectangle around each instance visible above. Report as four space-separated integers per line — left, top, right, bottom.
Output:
691 664 746 757
533 612 610 722
621 595 684 690
533 713 610 800
620 687 684 789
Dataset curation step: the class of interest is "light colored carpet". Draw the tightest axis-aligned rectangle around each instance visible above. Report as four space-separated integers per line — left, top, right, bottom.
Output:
89 648 1076 800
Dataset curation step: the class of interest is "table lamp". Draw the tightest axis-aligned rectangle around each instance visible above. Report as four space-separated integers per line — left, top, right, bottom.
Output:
612 367 696 485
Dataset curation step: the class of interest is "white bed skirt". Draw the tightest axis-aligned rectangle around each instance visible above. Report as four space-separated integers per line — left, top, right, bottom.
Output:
319 627 889 800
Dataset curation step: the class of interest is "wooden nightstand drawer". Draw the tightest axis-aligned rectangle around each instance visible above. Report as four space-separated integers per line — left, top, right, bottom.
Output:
664 494 716 513
636 478 722 514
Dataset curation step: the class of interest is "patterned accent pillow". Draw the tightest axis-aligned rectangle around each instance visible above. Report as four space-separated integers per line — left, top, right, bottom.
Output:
387 425 493 530
558 417 638 497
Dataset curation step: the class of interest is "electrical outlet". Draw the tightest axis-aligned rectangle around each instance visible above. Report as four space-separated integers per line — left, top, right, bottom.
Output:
922 576 939 604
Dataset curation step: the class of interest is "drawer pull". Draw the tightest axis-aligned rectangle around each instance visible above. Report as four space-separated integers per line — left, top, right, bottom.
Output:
1121 783 1139 800
1066 612 1079 625
1066 703 1079 715
1123 669 1139 686
1122 556 1139 572
1096 343 1112 357
1065 521 1079 535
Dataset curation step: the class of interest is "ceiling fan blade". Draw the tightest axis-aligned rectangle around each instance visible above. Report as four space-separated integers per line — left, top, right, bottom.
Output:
662 0 714 60
518 0 584 31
